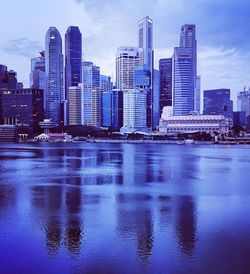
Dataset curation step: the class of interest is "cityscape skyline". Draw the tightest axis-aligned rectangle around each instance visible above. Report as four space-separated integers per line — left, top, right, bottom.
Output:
0 0 250 108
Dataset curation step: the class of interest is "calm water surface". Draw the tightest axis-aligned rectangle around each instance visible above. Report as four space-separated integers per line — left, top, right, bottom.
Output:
0 143 250 274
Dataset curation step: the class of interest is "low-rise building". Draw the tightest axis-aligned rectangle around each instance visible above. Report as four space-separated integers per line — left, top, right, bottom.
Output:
0 125 17 142
159 110 229 134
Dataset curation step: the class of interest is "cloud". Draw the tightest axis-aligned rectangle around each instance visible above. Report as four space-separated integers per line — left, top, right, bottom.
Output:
3 38 43 58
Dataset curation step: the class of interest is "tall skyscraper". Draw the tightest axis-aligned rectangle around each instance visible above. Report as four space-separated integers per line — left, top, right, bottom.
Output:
45 27 63 126
116 46 140 90
111 89 123 131
159 58 173 112
101 75 113 128
173 47 194 115
138 16 154 129
138 16 153 72
30 51 46 91
82 61 101 127
65 26 82 125
173 24 198 115
134 66 151 129
203 89 233 118
195 76 201 114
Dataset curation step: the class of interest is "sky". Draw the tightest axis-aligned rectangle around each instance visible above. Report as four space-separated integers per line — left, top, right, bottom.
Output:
0 0 250 107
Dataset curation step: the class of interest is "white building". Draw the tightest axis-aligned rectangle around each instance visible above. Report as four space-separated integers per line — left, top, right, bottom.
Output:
159 110 229 134
69 86 82 125
116 46 139 90
121 89 148 133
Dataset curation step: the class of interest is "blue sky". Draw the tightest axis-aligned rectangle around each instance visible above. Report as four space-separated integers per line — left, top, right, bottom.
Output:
0 0 250 105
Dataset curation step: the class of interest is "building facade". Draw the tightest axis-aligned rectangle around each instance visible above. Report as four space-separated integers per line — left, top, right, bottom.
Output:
159 58 173 111
111 89 123 131
82 61 101 127
238 90 250 117
173 47 194 115
121 89 148 133
65 26 82 125
45 27 63 126
101 75 113 128
30 51 46 92
159 113 229 134
173 24 198 115
138 16 154 129
116 46 139 90
0 65 18 124
2 88 44 132
68 86 82 125
203 89 233 119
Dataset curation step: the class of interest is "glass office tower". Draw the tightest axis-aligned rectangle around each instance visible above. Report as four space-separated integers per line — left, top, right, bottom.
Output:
45 27 63 126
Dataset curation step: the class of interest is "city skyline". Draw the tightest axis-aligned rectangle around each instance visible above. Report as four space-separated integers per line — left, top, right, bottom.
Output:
0 0 250 107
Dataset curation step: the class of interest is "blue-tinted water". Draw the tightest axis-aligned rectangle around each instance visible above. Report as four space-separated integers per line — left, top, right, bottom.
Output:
0 143 250 274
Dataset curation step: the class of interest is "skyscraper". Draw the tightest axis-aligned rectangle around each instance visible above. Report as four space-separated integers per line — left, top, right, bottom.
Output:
68 86 82 126
203 89 233 118
0 65 18 124
138 16 153 72
111 89 123 131
238 89 250 117
138 16 154 129
173 47 194 115
82 61 101 127
101 75 113 128
30 51 46 91
134 66 151 128
65 26 82 125
159 58 173 112
173 24 198 115
45 27 63 126
121 89 148 133
116 46 140 90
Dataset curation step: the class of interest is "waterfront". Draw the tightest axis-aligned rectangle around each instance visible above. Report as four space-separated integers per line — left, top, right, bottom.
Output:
0 143 250 274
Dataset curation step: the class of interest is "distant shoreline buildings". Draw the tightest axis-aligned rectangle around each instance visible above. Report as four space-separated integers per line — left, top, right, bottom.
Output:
1 17 250 141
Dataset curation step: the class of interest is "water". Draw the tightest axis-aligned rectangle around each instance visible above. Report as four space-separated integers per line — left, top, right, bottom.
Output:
0 143 250 274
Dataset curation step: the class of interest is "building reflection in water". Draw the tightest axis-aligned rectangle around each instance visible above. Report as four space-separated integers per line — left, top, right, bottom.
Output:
116 193 154 263
65 186 82 254
0 184 17 219
174 196 197 256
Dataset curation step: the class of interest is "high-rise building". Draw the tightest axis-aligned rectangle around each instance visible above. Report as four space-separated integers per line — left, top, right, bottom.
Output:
45 27 63 126
173 24 198 115
233 111 246 129
116 46 140 90
203 89 233 118
138 16 153 72
111 89 123 131
153 69 160 128
2 88 44 132
138 16 154 129
195 76 201 114
65 26 82 125
159 58 173 112
101 75 113 128
0 65 18 124
82 61 101 127
134 66 151 129
173 47 194 115
238 90 250 117
68 86 82 125
30 51 46 92
121 89 148 133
